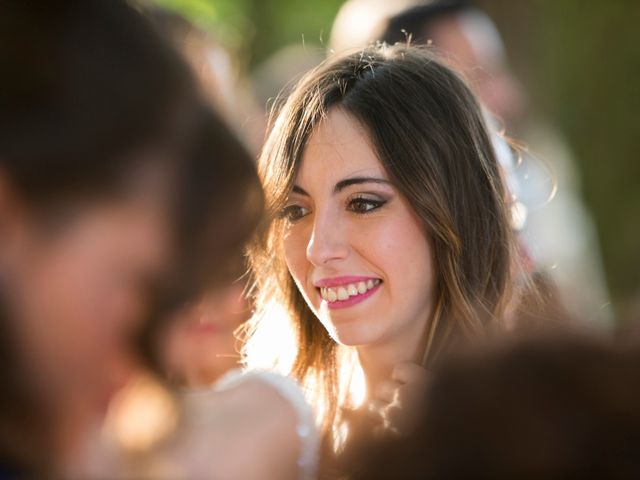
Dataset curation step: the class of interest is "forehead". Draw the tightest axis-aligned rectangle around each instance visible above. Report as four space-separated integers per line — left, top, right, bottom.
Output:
296 108 387 189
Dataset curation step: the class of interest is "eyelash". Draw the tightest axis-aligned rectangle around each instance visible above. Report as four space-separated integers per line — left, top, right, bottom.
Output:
280 194 388 223
280 204 310 223
346 195 387 214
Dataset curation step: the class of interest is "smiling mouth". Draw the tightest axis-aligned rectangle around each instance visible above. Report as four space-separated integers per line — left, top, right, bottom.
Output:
318 279 381 303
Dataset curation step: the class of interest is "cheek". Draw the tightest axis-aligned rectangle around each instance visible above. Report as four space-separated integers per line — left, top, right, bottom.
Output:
31 242 132 347
9 244 122 386
96 213 171 329
366 213 434 302
23 221 163 360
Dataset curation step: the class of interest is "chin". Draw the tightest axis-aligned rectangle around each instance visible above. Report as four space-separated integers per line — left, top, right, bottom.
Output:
326 320 385 348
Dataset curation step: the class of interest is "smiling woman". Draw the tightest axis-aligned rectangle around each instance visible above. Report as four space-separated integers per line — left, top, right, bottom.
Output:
244 44 531 468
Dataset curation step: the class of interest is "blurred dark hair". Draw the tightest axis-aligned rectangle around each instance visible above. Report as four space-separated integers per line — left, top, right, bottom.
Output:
375 0 472 46
351 332 640 480
0 0 262 475
0 0 198 204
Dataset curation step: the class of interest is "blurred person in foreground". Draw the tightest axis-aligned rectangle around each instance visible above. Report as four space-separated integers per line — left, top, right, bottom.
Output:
373 0 611 326
0 1 317 478
145 7 257 388
159 281 251 387
349 329 640 479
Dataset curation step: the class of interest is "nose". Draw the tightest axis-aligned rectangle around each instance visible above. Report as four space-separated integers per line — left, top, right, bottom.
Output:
305 211 349 267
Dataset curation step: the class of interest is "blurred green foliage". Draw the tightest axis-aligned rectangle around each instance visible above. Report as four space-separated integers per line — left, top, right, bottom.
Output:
155 0 343 66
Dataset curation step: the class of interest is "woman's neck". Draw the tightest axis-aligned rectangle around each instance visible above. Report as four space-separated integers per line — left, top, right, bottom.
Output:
357 331 424 403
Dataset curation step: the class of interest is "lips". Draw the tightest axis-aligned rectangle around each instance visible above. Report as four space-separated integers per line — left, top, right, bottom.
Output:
186 321 221 335
314 275 382 308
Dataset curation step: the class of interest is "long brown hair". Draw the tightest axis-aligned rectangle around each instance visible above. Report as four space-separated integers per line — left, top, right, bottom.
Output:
244 44 520 442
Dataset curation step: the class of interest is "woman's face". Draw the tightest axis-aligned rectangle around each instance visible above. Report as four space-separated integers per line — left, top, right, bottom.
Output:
161 284 250 387
1 164 172 408
282 108 435 355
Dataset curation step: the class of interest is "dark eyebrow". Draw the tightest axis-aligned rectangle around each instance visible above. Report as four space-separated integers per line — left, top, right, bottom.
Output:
292 185 309 196
291 177 391 197
334 177 391 193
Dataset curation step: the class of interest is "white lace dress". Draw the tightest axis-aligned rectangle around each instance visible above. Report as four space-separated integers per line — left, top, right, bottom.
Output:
212 370 319 480
176 369 319 480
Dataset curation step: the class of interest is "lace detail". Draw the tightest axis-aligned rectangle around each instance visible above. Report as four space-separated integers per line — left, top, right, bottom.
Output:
214 369 319 480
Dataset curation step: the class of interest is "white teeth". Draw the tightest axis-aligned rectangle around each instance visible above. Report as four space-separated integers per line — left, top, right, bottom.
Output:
320 279 381 303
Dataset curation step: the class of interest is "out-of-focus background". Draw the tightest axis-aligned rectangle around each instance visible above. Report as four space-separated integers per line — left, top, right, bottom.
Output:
153 0 639 324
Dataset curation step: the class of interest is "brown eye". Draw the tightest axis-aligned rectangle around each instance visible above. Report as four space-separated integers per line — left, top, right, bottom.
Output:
347 196 386 214
281 204 310 223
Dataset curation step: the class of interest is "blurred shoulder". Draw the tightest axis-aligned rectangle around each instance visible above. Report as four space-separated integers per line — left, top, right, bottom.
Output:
181 370 314 480
217 370 301 427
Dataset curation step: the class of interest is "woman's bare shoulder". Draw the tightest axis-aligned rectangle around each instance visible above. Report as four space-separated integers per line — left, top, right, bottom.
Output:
181 371 307 480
